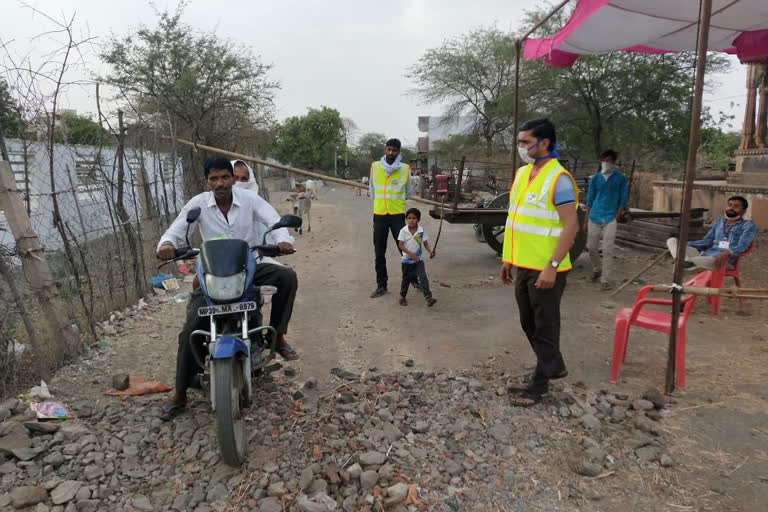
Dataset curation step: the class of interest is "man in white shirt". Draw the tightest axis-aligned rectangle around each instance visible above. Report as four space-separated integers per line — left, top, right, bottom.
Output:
156 157 299 419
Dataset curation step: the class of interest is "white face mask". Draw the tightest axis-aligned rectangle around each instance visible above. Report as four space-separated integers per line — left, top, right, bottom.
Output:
601 162 615 174
233 181 249 188
518 145 535 164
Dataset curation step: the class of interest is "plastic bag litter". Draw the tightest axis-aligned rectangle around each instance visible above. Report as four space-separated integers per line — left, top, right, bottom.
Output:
162 277 179 291
7 340 26 358
31 401 72 419
173 292 191 303
29 381 53 400
149 273 174 288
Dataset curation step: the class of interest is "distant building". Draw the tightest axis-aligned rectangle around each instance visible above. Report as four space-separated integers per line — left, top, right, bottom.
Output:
417 116 475 167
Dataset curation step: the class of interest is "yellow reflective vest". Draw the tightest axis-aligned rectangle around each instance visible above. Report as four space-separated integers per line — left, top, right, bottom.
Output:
501 159 578 271
371 161 410 215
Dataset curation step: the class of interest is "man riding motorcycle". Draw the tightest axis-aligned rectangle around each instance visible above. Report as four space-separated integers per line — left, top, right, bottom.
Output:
156 157 299 420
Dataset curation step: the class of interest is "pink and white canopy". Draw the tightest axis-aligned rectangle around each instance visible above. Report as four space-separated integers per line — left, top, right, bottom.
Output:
524 0 768 67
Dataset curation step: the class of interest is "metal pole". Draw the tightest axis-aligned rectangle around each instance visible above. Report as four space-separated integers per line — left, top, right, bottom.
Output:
519 0 572 42
512 40 521 174
666 0 712 394
512 0 571 176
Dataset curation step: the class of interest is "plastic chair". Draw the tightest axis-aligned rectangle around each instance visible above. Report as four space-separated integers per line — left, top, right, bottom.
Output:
610 271 710 390
706 241 755 315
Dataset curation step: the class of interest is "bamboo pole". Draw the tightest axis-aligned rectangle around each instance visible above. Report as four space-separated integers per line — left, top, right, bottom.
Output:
666 0 712 394
651 284 768 299
610 250 668 297
171 137 445 208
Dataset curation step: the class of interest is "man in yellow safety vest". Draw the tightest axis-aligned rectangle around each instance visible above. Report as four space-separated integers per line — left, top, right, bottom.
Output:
369 138 411 298
500 118 580 407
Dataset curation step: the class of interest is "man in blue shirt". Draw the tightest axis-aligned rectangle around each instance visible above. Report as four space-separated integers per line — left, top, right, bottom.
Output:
667 196 757 270
584 150 628 290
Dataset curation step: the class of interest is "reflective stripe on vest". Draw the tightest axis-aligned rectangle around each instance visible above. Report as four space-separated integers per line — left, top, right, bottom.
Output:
371 161 409 215
501 159 578 271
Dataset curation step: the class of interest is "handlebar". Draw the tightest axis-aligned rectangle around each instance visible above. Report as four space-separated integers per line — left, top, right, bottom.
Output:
158 244 294 269
251 244 295 258
174 247 200 259
157 246 199 269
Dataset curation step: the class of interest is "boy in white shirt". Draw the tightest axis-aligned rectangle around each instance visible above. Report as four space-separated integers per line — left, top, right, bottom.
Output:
397 208 437 307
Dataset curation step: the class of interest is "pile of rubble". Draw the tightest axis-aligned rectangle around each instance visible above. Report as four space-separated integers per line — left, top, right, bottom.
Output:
0 362 676 511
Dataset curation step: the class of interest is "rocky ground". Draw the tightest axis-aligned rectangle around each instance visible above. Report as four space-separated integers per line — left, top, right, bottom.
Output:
1 341 679 511
2 185 766 511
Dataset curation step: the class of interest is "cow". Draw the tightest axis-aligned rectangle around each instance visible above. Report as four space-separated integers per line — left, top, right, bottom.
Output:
303 179 319 200
288 187 311 234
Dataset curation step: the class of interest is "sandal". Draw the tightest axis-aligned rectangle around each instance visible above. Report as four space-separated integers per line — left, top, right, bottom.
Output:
522 369 568 383
508 369 568 392
155 403 185 422
276 346 300 361
509 390 543 408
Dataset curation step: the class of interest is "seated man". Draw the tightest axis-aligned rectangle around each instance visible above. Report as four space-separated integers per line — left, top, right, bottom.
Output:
156 157 299 420
667 195 757 271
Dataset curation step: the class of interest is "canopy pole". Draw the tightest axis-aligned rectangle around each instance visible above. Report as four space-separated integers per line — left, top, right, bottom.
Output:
666 0 713 394
513 0 572 173
512 40 521 172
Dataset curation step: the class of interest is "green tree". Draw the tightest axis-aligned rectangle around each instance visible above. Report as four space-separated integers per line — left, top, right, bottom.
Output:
409 27 517 155
356 132 388 163
699 127 740 170
431 133 481 168
272 107 344 171
101 3 278 196
54 112 111 146
0 79 22 139
520 7 731 163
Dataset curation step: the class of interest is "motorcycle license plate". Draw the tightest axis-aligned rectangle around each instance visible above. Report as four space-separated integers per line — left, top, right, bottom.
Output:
198 301 257 317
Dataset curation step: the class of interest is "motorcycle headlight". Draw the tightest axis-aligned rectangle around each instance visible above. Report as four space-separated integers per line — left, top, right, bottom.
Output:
205 272 246 302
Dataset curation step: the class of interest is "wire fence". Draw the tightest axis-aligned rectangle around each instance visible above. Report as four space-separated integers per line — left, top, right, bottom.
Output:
0 126 184 396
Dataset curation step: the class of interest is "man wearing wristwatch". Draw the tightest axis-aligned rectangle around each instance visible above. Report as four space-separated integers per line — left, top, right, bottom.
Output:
500 118 580 408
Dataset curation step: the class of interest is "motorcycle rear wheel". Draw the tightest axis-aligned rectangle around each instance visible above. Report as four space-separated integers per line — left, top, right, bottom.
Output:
214 357 248 466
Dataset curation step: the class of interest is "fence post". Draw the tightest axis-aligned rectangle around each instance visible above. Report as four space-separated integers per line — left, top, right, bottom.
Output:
134 139 160 277
0 160 79 366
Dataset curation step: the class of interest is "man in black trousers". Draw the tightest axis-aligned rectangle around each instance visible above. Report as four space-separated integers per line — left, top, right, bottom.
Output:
368 138 412 298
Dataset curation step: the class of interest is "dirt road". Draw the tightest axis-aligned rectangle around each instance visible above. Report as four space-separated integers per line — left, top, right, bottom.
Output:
4 184 764 511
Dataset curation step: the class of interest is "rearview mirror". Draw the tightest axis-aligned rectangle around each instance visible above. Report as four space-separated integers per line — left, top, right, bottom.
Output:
270 214 302 230
186 207 201 224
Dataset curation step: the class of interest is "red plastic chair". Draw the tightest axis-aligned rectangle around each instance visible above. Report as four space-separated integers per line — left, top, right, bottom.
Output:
706 241 755 315
610 271 710 390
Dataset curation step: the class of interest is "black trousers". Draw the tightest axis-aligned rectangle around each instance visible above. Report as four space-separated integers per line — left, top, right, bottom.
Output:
514 267 568 395
400 261 432 298
373 213 406 289
175 263 298 392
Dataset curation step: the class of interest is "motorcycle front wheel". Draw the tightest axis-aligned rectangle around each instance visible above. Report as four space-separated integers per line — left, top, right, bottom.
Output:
214 357 248 466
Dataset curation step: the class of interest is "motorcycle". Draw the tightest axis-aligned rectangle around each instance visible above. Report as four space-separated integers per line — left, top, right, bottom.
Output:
161 207 302 466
